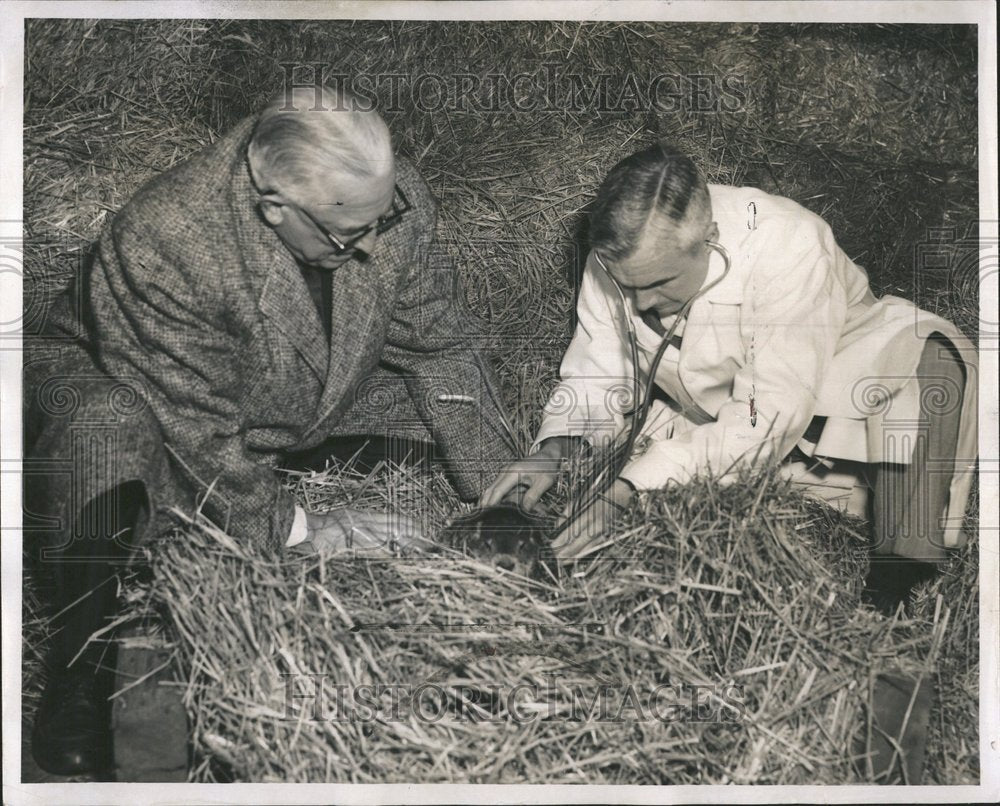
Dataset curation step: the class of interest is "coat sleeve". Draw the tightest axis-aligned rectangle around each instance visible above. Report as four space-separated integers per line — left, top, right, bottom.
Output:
532 254 633 450
88 212 296 553
620 219 850 489
378 175 517 499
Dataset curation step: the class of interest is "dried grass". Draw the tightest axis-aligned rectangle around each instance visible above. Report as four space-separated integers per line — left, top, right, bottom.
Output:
137 463 953 784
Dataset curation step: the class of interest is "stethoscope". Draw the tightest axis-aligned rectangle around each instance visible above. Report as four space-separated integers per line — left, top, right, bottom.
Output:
466 238 733 543
555 239 733 531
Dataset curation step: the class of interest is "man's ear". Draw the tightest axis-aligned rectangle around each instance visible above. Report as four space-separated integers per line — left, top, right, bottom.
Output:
248 157 283 227
259 199 285 227
247 154 267 191
707 221 720 242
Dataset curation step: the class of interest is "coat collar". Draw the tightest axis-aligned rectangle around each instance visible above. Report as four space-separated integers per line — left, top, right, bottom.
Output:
229 136 390 413
230 155 330 379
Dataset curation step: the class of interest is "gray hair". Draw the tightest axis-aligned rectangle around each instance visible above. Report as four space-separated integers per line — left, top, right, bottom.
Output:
590 143 710 261
247 85 393 207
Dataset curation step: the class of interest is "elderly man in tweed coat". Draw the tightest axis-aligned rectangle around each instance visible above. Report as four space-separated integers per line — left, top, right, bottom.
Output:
24 85 515 775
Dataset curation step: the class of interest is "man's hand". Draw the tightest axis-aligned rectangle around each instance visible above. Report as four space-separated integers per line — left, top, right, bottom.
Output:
479 437 571 510
550 480 635 560
304 508 428 555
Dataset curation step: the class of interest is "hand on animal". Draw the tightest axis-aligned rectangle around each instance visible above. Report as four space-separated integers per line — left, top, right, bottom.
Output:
479 437 566 509
550 480 635 560
304 508 428 555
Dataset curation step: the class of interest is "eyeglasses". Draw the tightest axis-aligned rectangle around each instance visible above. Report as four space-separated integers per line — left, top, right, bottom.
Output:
263 184 412 256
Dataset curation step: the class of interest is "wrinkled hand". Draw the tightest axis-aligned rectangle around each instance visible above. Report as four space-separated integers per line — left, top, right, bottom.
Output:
550 480 635 561
304 508 429 556
480 443 562 510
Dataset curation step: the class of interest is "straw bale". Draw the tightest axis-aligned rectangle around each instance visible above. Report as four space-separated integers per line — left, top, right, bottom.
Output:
125 463 950 784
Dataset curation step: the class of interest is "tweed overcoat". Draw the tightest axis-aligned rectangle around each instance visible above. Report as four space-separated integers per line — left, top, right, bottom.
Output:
29 115 516 553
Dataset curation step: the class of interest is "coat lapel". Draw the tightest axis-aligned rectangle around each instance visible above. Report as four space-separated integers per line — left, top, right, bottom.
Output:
308 255 387 436
230 156 329 380
229 146 392 437
657 237 744 422
257 246 330 379
682 241 743 356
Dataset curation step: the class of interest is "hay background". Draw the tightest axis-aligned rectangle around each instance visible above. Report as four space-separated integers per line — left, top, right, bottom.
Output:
22 20 980 784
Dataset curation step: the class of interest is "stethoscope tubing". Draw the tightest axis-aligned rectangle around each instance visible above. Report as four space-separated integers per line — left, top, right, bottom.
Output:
558 240 732 531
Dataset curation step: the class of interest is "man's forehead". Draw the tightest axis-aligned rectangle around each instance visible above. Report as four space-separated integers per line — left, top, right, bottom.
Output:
608 242 684 287
312 173 395 227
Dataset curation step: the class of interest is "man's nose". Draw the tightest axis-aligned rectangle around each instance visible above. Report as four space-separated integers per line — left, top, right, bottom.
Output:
634 290 656 312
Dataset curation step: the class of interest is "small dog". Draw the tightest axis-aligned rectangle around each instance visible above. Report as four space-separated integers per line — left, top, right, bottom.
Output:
441 502 556 579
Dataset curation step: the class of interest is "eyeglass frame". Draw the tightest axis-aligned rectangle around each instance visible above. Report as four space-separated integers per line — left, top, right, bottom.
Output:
258 183 412 256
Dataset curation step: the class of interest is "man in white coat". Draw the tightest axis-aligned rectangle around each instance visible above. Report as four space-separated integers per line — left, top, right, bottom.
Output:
483 143 977 612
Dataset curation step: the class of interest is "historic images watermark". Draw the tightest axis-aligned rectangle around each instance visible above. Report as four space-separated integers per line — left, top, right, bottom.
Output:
913 221 998 347
281 672 747 725
278 63 748 115
281 626 747 725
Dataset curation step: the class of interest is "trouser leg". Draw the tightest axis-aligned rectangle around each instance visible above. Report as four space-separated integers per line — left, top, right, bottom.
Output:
864 334 966 615
31 480 146 777
857 335 966 782
869 333 966 564
25 350 167 776
47 480 146 670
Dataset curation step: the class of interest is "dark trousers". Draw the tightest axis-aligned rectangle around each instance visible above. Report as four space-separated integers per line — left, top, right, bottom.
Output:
869 334 967 563
43 482 145 670
24 351 167 672
786 334 969 564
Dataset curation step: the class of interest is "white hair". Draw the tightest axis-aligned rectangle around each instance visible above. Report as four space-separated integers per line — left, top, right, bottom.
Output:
247 85 393 207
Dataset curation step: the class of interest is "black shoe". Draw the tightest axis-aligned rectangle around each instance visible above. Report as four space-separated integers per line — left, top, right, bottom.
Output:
862 556 938 617
31 664 113 776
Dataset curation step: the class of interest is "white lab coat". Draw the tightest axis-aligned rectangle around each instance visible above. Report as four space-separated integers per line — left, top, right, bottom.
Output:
534 185 977 548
